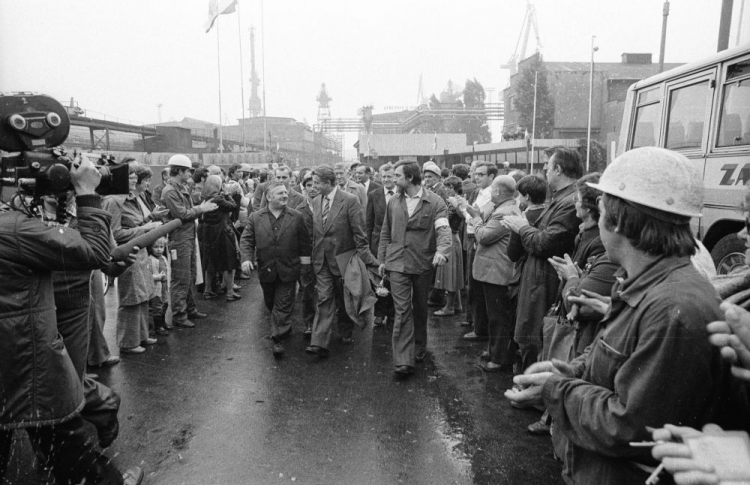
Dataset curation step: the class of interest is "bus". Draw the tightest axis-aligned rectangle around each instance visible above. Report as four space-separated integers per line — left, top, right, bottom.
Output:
618 42 750 274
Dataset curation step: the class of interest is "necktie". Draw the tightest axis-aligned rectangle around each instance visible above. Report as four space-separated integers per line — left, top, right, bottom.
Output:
322 196 330 225
386 190 393 204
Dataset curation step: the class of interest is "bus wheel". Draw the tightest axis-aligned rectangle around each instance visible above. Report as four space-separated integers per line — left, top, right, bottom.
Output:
711 233 747 275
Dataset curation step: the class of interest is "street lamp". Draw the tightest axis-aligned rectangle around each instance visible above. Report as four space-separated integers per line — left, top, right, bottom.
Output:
587 36 598 172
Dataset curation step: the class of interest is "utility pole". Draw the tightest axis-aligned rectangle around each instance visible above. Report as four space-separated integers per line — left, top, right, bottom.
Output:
530 71 538 173
157 103 163 124
659 1 670 73
718 0 735 51
587 36 598 172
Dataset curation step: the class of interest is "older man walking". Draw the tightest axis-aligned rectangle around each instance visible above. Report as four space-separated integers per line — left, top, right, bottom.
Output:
379 160 452 377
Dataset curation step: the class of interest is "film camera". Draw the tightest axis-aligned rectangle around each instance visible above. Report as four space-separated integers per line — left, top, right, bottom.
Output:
0 92 129 198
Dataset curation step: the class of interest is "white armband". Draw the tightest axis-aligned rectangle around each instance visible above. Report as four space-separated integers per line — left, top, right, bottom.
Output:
434 217 449 229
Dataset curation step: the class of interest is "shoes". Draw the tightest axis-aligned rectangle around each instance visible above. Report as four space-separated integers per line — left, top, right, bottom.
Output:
91 355 120 368
272 342 285 358
341 337 354 345
203 291 217 300
434 309 455 316
481 362 508 373
120 346 145 354
305 345 329 358
479 350 490 361
463 331 488 341
141 337 157 345
122 466 144 485
394 365 414 375
303 327 312 339
226 293 242 302
415 348 427 362
236 272 251 280
155 327 170 336
174 320 195 328
233 284 241 290
374 316 384 327
188 311 207 319
458 321 472 327
527 419 552 435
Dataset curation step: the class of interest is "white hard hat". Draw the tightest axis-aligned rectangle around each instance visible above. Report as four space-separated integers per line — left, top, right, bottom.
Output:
168 154 193 169
588 147 703 218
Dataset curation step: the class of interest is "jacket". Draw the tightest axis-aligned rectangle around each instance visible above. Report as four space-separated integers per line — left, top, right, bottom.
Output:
544 257 735 485
342 179 367 210
241 206 311 283
335 249 378 329
103 193 155 306
0 195 111 429
162 181 201 241
366 187 390 257
472 198 521 286
312 188 376 276
378 188 452 274
514 183 580 346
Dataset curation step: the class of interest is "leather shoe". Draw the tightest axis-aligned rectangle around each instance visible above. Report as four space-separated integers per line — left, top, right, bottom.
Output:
122 466 144 485
272 343 285 358
305 345 328 358
120 346 145 354
303 327 312 339
188 311 207 319
527 419 551 435
226 293 242 302
463 331 488 341
174 320 195 328
91 355 120 368
394 365 414 375
415 348 427 362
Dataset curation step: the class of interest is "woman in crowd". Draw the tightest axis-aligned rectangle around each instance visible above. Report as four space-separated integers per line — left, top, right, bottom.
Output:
103 161 161 354
434 176 465 316
200 175 241 302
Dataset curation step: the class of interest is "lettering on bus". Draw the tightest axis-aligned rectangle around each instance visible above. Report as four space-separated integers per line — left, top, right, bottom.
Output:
719 164 750 186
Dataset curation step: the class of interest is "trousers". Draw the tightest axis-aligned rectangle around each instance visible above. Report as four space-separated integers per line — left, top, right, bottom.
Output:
170 236 197 324
260 278 297 339
311 261 353 350
390 269 434 367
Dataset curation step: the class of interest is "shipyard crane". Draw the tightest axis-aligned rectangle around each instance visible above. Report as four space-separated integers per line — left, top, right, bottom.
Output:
501 2 542 75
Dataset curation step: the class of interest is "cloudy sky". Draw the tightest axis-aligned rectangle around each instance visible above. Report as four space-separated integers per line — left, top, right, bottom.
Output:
0 0 746 156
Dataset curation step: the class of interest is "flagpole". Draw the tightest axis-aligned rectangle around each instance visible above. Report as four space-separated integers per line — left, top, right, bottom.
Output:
236 0 247 152
216 18 224 153
261 0 267 153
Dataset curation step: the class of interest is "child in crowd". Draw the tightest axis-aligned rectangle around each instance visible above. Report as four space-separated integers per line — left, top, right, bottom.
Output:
148 237 170 336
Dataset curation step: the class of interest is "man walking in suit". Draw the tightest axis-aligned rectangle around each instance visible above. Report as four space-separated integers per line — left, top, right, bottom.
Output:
306 166 378 357
366 163 396 327
355 164 381 195
241 182 311 357
294 171 318 338
379 160 452 377
259 165 306 210
334 162 367 209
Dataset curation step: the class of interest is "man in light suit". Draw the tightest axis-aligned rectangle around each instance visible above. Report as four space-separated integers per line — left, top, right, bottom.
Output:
334 162 367 209
366 163 396 327
379 160 452 377
241 182 311 358
306 166 378 357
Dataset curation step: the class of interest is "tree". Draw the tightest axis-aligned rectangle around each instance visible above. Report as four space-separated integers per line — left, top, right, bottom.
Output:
463 78 492 145
576 138 608 173
512 53 554 139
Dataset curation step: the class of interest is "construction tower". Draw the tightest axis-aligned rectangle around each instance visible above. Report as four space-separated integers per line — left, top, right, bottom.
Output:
317 83 332 125
248 26 263 117
416 73 427 106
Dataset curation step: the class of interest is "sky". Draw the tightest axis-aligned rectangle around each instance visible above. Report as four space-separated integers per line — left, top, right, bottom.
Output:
1 0 747 158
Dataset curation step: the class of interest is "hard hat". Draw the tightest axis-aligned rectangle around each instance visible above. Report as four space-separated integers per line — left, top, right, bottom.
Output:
240 163 253 172
167 154 193 169
588 147 703 218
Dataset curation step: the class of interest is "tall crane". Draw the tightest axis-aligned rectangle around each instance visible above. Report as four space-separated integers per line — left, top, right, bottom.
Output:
248 26 263 118
501 2 542 76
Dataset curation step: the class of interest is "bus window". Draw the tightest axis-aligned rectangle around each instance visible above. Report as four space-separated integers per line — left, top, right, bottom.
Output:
665 81 710 150
632 103 660 148
718 62 750 147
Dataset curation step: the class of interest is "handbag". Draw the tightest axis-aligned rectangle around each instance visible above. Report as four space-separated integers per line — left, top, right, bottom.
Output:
541 301 576 363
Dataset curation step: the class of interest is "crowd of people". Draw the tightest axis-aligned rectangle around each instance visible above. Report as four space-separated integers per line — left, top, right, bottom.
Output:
4 145 750 484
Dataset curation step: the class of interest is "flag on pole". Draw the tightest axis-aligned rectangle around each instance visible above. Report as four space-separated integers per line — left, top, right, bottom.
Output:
205 0 238 33
433 132 438 150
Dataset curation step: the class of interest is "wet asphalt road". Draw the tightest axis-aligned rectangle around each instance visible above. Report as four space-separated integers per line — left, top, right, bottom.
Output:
6 274 563 485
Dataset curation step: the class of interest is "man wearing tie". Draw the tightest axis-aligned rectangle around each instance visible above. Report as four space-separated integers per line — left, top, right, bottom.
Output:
334 162 367 210
366 163 396 327
306 166 378 357
379 160 452 377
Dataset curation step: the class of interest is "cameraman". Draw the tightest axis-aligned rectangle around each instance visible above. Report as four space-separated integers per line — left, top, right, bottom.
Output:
0 156 143 484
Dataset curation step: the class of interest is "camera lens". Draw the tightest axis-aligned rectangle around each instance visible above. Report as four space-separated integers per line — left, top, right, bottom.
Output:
9 114 26 130
46 113 61 127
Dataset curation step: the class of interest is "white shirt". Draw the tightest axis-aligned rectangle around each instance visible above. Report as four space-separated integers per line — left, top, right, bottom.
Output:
404 187 448 229
363 180 371 193
463 185 493 235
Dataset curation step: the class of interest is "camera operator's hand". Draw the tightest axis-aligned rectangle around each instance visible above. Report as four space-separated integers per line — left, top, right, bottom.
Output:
69 154 102 196
199 200 218 214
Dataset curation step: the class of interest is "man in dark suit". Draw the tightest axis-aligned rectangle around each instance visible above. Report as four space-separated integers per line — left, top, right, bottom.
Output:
356 164 381 195
241 182 311 358
379 160 452 377
366 163 396 327
306 165 378 357
334 162 367 209
293 171 317 338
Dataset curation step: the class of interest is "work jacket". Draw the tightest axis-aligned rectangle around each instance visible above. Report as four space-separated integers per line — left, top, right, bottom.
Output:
0 196 111 429
472 198 521 286
162 181 200 242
